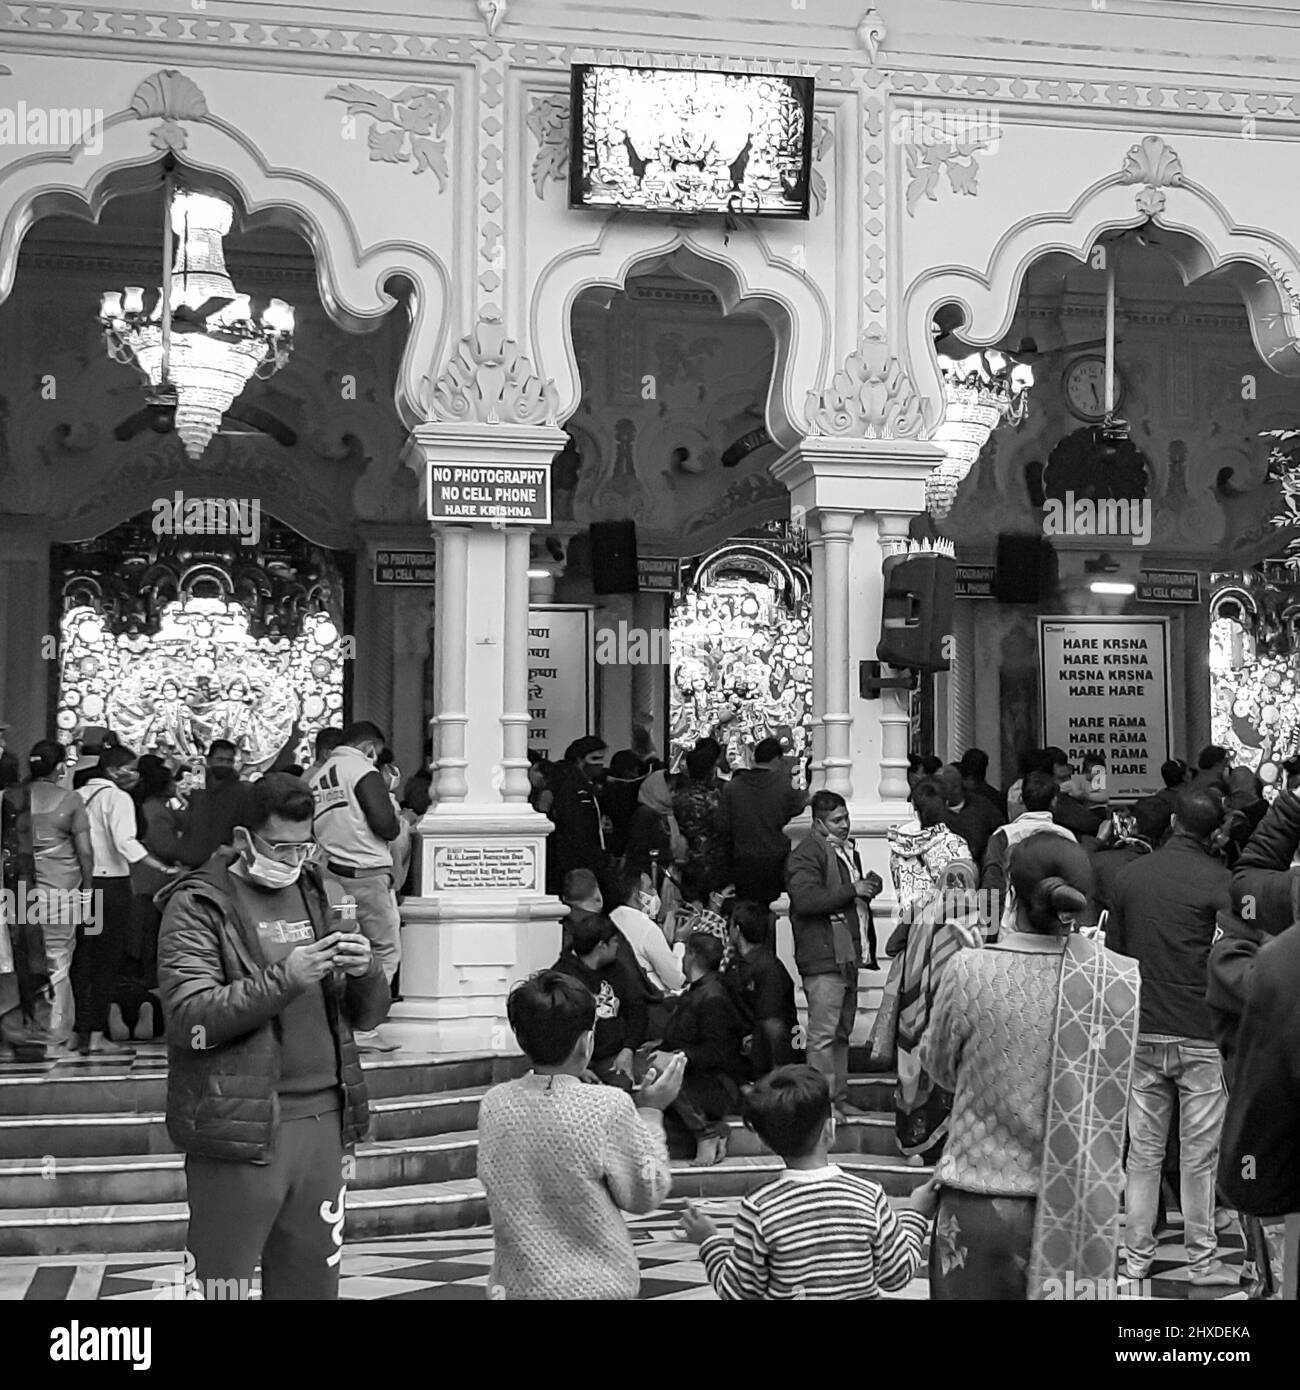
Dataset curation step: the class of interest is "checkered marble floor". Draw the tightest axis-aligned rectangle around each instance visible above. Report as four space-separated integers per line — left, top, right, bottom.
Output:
0 1203 1260 1300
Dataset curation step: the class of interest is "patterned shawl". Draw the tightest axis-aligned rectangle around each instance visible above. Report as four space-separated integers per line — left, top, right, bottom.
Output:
1027 932 1141 1299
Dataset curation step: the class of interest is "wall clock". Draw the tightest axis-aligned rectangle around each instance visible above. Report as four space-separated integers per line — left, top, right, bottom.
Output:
1063 354 1125 423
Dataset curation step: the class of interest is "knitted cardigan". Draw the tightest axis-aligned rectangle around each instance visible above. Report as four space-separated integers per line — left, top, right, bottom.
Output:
477 1073 673 1299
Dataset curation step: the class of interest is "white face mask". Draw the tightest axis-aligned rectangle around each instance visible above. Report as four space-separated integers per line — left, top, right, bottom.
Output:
235 828 311 889
637 889 661 918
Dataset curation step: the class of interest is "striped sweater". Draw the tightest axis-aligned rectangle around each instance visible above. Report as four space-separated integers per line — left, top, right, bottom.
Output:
698 1165 929 1299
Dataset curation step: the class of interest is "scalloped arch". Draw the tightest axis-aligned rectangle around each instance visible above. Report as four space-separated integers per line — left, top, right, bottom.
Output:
0 100 451 432
902 157 1300 431
530 222 830 449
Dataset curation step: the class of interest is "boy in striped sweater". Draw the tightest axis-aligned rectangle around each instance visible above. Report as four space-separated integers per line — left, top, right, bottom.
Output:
682 1065 939 1299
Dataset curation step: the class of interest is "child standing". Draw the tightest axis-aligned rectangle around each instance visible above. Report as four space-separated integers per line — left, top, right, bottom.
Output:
478 970 686 1300
682 1065 939 1298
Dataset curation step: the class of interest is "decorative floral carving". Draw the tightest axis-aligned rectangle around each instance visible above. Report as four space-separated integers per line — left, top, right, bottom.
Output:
428 320 559 427
325 84 452 191
130 69 208 121
526 94 570 199
129 69 208 152
904 137 986 216
857 6 887 67
805 337 926 439
476 0 508 35
809 113 834 216
1119 135 1184 215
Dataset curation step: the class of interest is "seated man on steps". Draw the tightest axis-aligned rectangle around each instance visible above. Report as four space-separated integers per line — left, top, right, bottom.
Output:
550 913 648 1091
651 932 750 1167
725 899 797 1079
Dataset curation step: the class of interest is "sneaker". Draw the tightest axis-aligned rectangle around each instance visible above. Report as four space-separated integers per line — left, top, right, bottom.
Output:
353 1029 399 1053
1187 1260 1243 1287
1214 1208 1237 1233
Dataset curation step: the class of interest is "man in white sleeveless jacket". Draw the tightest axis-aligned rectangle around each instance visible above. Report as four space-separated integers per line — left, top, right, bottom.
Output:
978 770 1076 939
310 721 402 1052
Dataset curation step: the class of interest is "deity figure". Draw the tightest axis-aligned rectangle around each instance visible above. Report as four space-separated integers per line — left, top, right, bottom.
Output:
207 676 256 758
142 679 201 760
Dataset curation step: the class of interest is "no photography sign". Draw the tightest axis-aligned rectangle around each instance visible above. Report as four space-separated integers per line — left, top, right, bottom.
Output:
427 462 551 525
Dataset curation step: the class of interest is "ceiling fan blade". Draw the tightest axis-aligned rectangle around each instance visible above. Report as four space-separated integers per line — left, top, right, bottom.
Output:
173 296 235 324
113 407 154 442
220 405 297 447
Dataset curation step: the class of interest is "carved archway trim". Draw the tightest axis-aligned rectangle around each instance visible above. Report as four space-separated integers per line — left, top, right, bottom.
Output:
0 71 450 431
530 223 830 449
902 135 1300 433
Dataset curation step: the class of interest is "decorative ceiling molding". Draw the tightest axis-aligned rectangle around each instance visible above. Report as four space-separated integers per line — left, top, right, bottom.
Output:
476 0 508 38
1119 134 1185 215
428 319 559 427
857 7 886 68
804 336 926 440
324 84 452 191
128 68 208 153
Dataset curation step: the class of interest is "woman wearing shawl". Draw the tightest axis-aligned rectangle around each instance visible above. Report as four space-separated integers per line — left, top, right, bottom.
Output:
884 781 977 1164
921 833 1140 1300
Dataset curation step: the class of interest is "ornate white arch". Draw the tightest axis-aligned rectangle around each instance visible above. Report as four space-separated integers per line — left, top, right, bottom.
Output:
902 135 1300 429
0 70 450 431
529 221 831 448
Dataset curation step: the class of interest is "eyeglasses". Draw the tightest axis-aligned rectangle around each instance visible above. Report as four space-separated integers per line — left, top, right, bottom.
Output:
250 830 318 866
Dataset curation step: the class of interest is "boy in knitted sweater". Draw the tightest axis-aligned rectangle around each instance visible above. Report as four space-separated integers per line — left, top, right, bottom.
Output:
478 970 686 1300
682 1065 939 1299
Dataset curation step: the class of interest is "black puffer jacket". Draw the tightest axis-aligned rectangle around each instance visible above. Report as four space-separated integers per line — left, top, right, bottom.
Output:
1231 786 1300 933
156 849 390 1162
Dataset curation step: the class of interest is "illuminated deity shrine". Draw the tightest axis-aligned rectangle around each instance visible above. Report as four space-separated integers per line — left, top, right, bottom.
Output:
668 540 812 783
53 514 349 781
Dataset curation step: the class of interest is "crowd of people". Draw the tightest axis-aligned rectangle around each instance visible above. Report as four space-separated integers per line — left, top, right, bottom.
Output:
4 711 1298 1303
480 737 1300 1302
0 721 423 1061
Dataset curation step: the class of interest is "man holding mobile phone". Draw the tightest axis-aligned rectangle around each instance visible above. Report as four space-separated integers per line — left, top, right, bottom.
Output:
157 773 391 1300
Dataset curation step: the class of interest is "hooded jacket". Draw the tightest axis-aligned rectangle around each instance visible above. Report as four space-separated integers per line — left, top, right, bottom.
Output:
1231 785 1300 935
156 848 391 1162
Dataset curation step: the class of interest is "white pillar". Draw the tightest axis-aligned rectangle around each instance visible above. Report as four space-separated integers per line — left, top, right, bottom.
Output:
807 514 828 785
391 421 568 1054
876 511 914 803
819 510 855 799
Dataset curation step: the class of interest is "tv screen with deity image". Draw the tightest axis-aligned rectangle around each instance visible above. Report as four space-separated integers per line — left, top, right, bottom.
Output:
569 65 814 219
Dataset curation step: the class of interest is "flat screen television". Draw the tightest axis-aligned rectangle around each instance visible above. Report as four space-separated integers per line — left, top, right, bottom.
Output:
569 65 814 219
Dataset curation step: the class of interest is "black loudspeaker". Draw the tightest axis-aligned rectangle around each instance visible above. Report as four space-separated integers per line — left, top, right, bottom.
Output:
876 551 956 671
590 520 639 594
994 533 1057 605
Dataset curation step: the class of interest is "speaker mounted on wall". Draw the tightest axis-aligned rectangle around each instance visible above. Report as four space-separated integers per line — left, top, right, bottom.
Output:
994 533 1058 605
590 520 639 595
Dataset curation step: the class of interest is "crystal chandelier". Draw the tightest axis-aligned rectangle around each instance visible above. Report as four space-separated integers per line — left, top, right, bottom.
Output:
100 183 294 460
927 350 1033 519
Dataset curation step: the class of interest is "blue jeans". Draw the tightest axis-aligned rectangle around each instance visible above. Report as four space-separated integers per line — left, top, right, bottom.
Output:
802 966 857 1106
1124 1038 1227 1271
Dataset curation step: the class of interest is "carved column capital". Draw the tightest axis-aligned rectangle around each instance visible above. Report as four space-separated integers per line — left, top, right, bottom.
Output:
804 337 927 441
426 320 560 428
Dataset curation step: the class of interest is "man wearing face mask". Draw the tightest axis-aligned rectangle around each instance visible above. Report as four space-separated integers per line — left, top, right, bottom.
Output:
785 791 882 1121
175 740 253 869
309 721 403 1053
157 773 390 1300
76 745 180 1055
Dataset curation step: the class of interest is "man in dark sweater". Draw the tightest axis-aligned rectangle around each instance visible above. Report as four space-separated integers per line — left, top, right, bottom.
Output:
656 931 750 1165
725 900 797 1078
551 913 647 1092
937 763 1003 868
1108 789 1237 1287
958 747 1007 820
1091 796 1170 925
176 740 253 868
721 738 807 908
